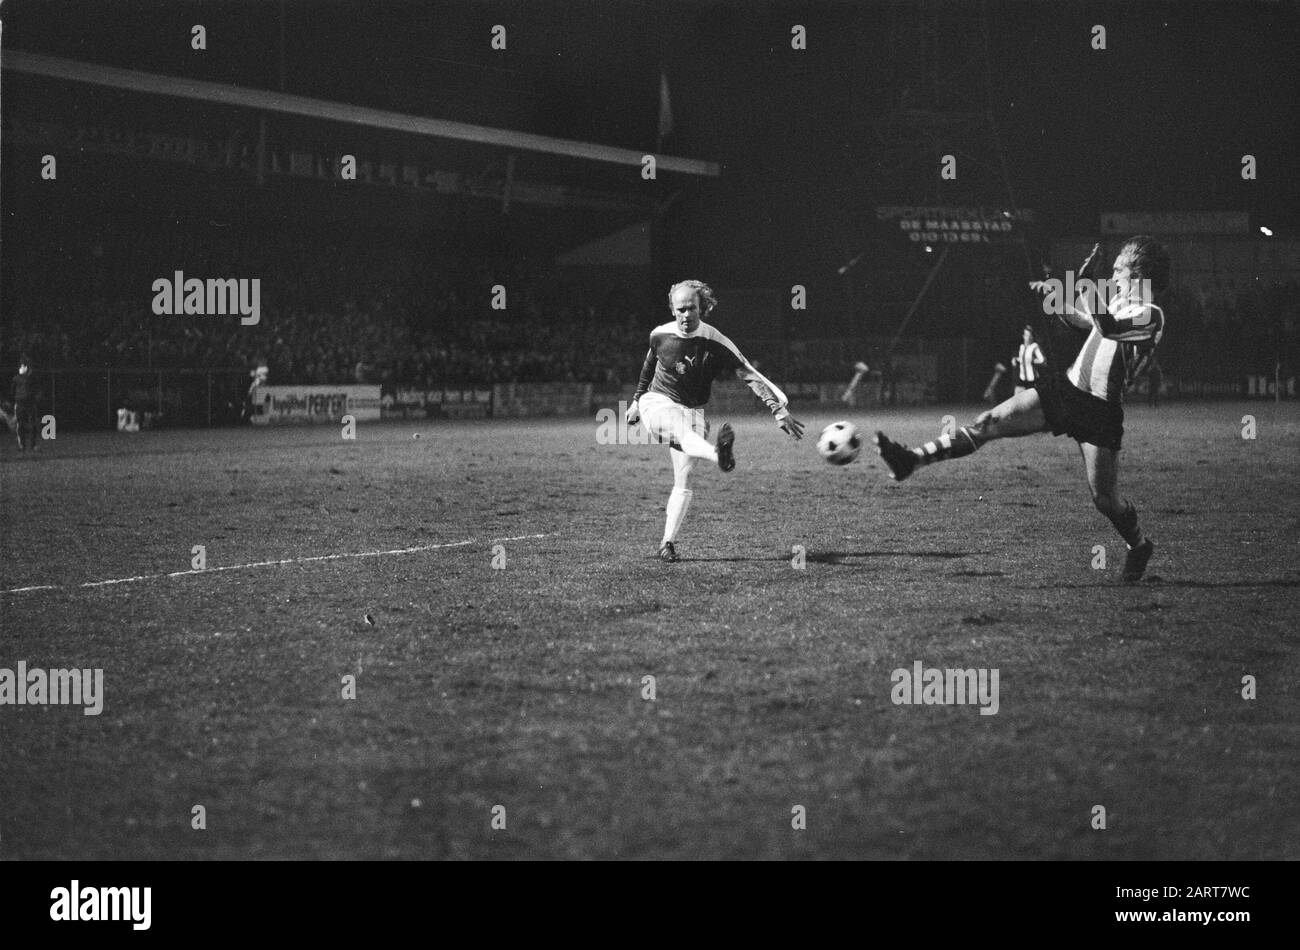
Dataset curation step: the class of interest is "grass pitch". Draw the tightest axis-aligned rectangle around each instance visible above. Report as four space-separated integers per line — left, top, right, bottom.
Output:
1 401 1297 859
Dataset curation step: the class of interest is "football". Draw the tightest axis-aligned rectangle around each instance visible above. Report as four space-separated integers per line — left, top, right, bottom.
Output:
816 421 862 465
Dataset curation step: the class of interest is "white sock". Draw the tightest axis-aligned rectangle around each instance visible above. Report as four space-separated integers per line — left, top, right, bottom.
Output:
663 488 693 544
663 449 696 544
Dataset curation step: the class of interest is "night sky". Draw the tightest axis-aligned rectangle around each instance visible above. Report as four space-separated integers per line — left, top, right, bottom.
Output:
6 0 1298 274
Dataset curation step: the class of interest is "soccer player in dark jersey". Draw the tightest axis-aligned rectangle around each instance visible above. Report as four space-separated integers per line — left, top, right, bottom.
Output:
10 356 38 450
625 280 804 561
873 236 1169 582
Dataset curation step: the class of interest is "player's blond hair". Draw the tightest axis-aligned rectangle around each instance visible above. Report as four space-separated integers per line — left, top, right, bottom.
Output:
1118 235 1171 294
669 279 717 316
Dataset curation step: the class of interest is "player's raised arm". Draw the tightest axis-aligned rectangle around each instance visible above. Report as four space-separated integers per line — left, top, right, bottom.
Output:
1058 292 1096 331
1051 242 1106 331
731 363 804 440
1032 277 1091 331
1092 301 1162 341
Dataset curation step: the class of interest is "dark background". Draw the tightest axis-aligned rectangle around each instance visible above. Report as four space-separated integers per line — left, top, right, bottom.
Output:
3 1 1298 371
9 1 1297 230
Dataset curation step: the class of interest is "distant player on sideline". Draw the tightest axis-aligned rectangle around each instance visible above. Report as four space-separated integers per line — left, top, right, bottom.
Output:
243 356 269 424
873 236 1169 582
626 280 804 561
1012 325 1045 393
10 356 38 450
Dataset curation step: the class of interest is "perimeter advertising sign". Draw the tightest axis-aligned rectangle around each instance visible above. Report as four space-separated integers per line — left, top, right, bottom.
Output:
877 206 1035 245
1100 212 1249 235
251 385 382 425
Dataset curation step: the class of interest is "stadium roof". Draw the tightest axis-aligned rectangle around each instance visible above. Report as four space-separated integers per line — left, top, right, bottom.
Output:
6 51 719 180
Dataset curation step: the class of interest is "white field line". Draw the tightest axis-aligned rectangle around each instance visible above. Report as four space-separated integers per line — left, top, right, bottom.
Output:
1 533 550 596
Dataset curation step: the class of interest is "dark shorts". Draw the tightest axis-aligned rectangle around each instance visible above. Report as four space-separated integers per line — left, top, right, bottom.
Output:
1036 374 1124 451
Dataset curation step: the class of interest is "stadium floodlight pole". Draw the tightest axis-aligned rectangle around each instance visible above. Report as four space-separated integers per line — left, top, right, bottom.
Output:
837 250 868 356
278 0 287 92
978 12 1034 277
5 51 721 178
837 251 865 276
887 245 950 360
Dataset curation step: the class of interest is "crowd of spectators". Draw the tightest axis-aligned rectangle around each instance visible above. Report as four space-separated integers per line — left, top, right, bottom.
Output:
1159 277 1299 377
4 224 1297 392
3 225 650 391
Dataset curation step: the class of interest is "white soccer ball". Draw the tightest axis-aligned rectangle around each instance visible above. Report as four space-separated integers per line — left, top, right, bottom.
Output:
817 421 862 465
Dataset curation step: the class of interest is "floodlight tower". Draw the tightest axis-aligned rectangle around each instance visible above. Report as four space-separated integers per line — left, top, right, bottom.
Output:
873 0 1025 221
849 1 1042 398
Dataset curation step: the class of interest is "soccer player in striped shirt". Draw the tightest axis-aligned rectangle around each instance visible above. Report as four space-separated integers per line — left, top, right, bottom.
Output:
625 280 805 561
1012 325 1045 393
874 236 1169 582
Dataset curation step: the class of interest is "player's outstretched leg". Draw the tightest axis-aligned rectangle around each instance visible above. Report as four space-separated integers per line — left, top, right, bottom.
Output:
877 419 993 481
659 448 694 562
873 431 919 480
1079 443 1153 582
715 423 735 472
640 395 719 465
876 388 1047 481
668 424 718 465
